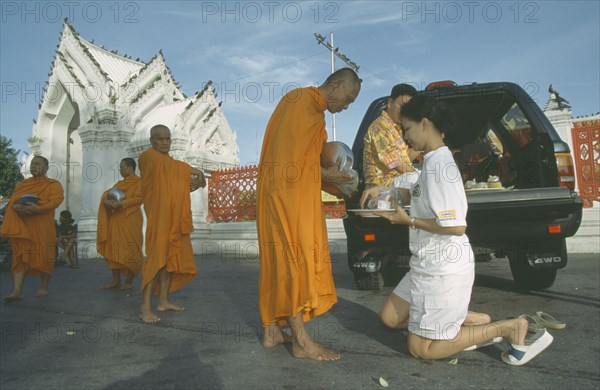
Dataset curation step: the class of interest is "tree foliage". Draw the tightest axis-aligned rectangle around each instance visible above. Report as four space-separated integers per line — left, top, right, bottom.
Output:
0 135 23 198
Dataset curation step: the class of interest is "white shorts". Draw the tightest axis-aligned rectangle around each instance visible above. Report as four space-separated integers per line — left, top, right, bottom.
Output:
393 268 474 340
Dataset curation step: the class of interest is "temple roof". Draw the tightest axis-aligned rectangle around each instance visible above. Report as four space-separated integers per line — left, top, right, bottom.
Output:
132 99 192 143
41 20 238 166
61 20 181 90
78 38 145 85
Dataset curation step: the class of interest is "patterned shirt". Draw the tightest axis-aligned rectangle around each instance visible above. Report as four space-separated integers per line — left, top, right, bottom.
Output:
363 110 415 187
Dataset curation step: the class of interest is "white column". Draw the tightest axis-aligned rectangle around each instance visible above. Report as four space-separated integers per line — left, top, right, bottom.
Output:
76 122 134 260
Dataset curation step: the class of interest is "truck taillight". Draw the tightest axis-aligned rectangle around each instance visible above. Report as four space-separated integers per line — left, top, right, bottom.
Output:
425 80 457 90
548 225 562 234
554 152 575 190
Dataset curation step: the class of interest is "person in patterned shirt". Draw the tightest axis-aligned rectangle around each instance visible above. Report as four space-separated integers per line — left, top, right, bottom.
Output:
363 84 421 188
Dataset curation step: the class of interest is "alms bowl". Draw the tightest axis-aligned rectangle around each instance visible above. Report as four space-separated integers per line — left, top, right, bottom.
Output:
320 141 354 173
108 188 126 202
17 194 39 205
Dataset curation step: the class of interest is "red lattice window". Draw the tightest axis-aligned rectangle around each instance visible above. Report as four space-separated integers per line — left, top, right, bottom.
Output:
207 165 346 222
572 120 600 208
208 165 258 223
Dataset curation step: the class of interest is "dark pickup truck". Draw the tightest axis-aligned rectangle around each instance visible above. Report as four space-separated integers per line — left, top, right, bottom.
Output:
343 81 583 291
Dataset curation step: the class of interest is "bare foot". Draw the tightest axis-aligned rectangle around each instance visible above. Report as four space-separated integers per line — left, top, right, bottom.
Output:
292 338 341 361
502 317 529 346
157 300 185 312
140 307 161 323
465 311 492 325
262 324 293 348
2 293 22 302
121 282 133 290
101 281 121 289
34 289 49 297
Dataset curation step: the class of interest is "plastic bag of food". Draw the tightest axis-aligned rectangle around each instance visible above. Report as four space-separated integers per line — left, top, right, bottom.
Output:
366 188 404 210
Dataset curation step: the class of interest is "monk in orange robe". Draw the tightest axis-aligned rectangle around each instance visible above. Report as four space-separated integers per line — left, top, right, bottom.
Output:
257 68 361 361
138 125 206 323
97 157 143 290
1 156 64 301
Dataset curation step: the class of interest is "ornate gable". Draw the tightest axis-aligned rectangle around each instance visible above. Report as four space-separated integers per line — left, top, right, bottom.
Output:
124 53 186 127
31 19 239 197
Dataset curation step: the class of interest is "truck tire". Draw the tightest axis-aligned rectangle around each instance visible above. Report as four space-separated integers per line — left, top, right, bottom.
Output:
354 271 384 290
508 252 557 290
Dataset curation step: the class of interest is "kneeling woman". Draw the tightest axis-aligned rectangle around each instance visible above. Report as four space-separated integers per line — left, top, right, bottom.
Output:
376 95 552 366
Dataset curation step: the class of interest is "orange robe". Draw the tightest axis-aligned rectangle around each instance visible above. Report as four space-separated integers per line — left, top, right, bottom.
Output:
0 177 64 275
257 86 337 326
97 175 143 276
138 147 196 294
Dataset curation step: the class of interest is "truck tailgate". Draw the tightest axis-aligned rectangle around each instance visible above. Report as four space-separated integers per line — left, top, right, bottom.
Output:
465 187 583 240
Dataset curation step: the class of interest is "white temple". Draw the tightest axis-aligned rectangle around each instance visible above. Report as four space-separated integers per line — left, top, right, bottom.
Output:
26 20 239 255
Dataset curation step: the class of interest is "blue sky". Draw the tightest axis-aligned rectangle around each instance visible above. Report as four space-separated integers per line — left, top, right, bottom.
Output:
1 0 599 165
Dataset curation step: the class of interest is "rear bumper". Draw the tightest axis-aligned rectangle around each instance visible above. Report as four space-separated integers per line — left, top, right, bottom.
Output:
466 190 583 241
342 190 583 271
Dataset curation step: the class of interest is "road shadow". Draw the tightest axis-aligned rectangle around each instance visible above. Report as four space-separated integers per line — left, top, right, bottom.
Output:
103 339 221 389
330 296 409 356
474 273 600 308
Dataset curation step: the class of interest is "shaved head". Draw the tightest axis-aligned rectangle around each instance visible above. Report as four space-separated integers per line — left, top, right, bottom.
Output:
119 157 137 177
323 68 362 88
121 157 137 171
32 155 49 167
149 124 172 154
319 67 361 114
150 124 170 139
30 155 49 177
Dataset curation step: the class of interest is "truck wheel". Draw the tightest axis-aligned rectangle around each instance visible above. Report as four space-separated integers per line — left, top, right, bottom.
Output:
508 253 557 290
354 271 384 290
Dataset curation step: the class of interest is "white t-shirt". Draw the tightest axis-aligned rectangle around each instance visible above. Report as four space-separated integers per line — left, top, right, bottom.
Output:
409 146 474 275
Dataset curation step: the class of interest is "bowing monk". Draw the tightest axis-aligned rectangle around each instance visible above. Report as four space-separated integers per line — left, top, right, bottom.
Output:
138 125 206 323
97 157 143 290
1 156 64 301
257 68 361 361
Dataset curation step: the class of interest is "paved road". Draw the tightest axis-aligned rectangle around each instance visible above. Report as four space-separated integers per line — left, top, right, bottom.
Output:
1 242 598 389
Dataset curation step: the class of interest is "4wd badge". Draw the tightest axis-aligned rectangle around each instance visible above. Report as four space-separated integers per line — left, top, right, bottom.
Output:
533 257 562 264
527 253 566 269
